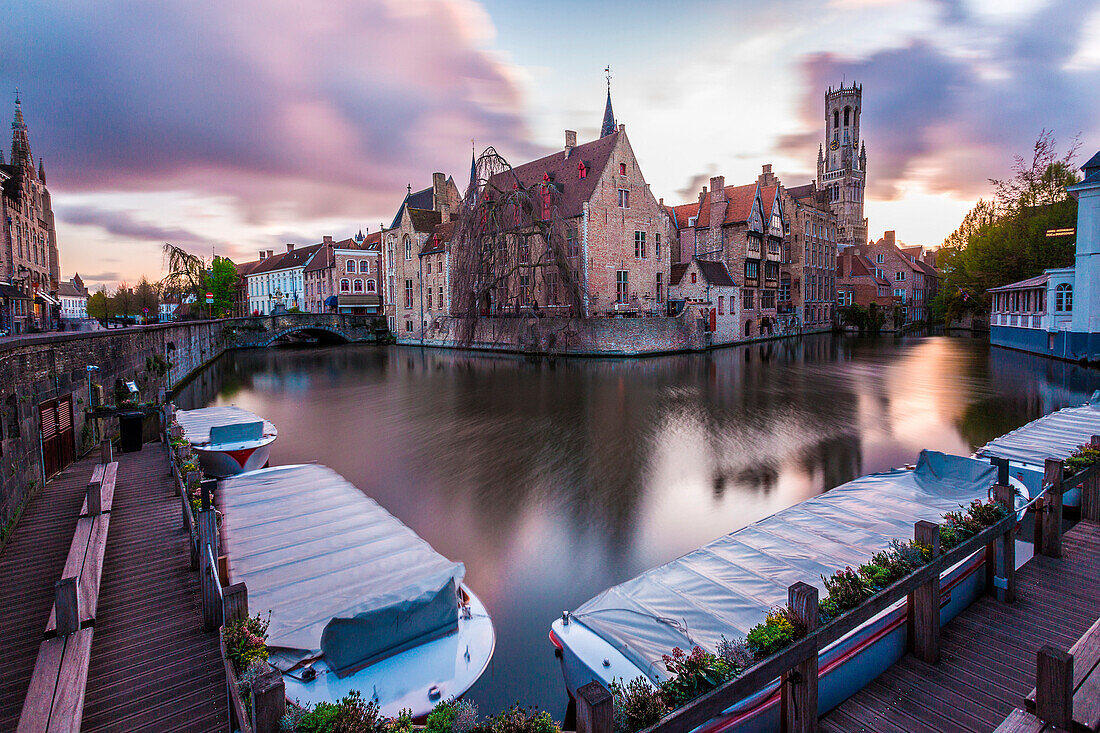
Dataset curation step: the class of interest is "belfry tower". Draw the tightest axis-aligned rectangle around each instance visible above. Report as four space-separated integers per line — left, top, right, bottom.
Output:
816 82 868 248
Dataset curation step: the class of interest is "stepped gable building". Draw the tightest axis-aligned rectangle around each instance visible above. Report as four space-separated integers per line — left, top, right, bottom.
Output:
1 94 61 333
857 231 938 324
835 248 893 313
384 173 462 336
817 82 868 249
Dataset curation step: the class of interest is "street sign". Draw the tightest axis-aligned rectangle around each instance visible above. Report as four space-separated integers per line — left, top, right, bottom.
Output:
206 292 214 304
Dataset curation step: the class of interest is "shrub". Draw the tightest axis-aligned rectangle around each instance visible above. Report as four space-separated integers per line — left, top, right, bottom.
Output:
286 692 394 733
715 635 754 674
822 567 870 611
452 700 478 733
1065 440 1100 477
746 608 803 661
857 563 892 591
610 678 668 733
425 702 457 733
294 701 342 733
485 705 560 733
223 613 270 674
659 646 734 707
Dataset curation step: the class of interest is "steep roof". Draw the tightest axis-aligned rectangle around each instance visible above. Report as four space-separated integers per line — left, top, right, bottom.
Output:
57 280 86 298
236 259 263 276
409 208 442 233
692 182 759 228
696 259 737 287
785 183 816 200
389 186 435 230
839 252 889 286
670 262 689 286
489 131 620 219
667 202 699 229
250 243 323 275
420 221 455 256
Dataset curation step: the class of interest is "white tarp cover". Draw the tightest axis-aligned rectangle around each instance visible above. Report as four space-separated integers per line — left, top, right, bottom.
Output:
219 464 465 677
571 450 997 682
976 393 1100 465
177 405 277 446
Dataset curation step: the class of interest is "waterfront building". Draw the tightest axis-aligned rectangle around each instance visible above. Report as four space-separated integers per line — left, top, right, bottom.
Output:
419 221 452 331
57 274 89 321
835 248 894 315
384 174 462 337
669 258 740 344
1 95 61 333
856 232 939 324
989 150 1100 361
246 243 321 315
817 82 868 249
330 231 383 315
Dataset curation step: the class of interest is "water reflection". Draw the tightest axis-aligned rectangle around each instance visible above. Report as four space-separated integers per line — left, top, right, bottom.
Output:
176 334 1100 715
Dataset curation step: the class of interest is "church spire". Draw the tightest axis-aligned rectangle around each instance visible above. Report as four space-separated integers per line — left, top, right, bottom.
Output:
38 157 46 184
600 66 616 138
11 90 33 171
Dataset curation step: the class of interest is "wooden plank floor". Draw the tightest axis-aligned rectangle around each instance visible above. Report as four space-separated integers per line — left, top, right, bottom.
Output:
0 453 98 730
821 521 1100 733
81 445 227 732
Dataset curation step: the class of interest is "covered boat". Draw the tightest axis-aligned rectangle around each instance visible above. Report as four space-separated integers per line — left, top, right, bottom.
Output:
176 405 277 477
975 390 1100 507
550 451 1027 733
218 464 494 717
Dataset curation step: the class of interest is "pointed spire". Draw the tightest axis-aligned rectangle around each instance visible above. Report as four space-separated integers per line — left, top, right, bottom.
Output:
469 142 477 190
600 66 616 138
0 145 5 166
38 157 45 184
355 228 365 243
11 89 33 171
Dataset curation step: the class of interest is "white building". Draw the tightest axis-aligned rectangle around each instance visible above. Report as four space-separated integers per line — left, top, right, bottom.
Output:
56 275 88 320
989 150 1100 362
246 243 322 315
669 258 741 345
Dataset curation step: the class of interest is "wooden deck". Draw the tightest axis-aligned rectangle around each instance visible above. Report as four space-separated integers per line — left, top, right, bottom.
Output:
0 445 227 732
821 520 1100 733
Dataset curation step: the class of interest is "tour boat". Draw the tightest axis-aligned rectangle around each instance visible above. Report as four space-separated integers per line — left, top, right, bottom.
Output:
175 405 278 477
549 451 1028 733
217 464 495 718
974 390 1100 508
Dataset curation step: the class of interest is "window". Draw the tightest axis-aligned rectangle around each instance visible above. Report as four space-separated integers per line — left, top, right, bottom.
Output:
1056 283 1073 311
656 272 663 303
718 296 724 315
404 279 413 309
743 289 754 310
546 272 558 305
655 233 661 258
618 189 630 208
634 231 646 259
353 279 364 293
360 260 369 272
844 107 850 126
620 162 627 176
567 228 579 257
404 236 411 260
744 261 759 281
426 261 432 274
691 272 697 284
895 271 906 281
366 279 376 293
426 287 432 310
616 271 628 303
346 260 355 273
875 253 884 264
340 279 350 293
519 239 530 264
438 289 444 309
833 110 840 129
405 320 413 332
894 288 905 301
578 161 587 179
761 290 775 310
745 320 753 337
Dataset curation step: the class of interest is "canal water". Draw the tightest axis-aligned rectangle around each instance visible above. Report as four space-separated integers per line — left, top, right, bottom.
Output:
176 333 1100 717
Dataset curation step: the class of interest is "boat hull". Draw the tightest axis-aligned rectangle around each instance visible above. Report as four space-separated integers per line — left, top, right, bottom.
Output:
283 585 495 719
193 438 274 477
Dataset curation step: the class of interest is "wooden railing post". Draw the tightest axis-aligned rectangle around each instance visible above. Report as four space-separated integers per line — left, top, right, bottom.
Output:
992 483 1017 603
1041 459 1064 558
910 520 941 663
1083 436 1100 523
783 582 819 733
55 577 79 636
223 583 248 625
198 508 220 631
251 668 287 733
86 479 102 517
1035 645 1073 729
100 438 112 464
576 681 613 733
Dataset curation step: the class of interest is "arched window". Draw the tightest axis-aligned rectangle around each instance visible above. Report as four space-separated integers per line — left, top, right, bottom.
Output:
366 279 376 293
744 321 752 337
340 279 350 293
1056 284 1073 312
359 260 369 272
833 110 839 129
404 236 411 260
844 106 850 126
346 260 355 273
353 279 364 293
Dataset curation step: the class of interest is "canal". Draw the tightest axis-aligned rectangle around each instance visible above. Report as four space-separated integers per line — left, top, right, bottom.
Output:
176 333 1100 717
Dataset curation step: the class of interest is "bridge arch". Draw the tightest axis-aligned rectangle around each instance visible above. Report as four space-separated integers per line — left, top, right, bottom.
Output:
259 325 353 347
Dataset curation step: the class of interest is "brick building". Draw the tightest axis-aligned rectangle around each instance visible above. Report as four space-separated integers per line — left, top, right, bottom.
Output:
330 231 383 315
835 248 893 314
858 231 939 324
1 95 60 333
669 258 740 345
384 174 462 337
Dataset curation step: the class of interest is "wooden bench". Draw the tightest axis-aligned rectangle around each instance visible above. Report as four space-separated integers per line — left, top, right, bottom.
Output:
79 462 118 516
1017 616 1100 732
15 629 94 733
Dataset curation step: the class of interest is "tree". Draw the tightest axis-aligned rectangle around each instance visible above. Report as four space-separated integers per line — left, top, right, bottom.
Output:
87 286 114 323
161 243 207 314
134 277 160 322
204 256 238 317
112 283 135 322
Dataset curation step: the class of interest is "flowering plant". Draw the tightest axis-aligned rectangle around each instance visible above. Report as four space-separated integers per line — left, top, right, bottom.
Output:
223 612 270 674
1065 440 1100 477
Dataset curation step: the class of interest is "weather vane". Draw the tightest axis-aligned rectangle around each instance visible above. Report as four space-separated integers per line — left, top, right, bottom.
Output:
604 65 612 92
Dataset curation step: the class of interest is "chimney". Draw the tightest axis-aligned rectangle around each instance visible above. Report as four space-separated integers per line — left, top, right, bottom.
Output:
323 235 333 244
286 243 295 252
762 164 772 175
565 130 577 154
267 249 274 259
710 175 725 193
708 176 727 250
432 172 446 211
884 230 895 247
259 250 266 260
758 164 776 186
659 197 664 207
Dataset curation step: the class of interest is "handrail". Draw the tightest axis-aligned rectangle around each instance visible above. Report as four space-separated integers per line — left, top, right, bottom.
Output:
639 509 1019 733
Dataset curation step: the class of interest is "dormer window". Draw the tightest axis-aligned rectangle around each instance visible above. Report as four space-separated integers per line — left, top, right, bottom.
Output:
578 161 587 179
543 172 550 182
620 163 627 176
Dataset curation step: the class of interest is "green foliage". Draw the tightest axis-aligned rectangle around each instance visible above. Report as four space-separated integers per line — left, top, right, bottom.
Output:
483 705 560 733
715 635 754 674
87 287 114 323
746 608 802 661
838 303 886 333
610 677 667 733
222 613 270 674
822 567 870 611
284 696 411 733
659 646 735 708
205 256 239 318
1065 440 1100 477
425 701 457 733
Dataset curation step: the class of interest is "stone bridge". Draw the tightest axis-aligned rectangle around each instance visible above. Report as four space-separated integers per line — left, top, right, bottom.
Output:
222 313 390 348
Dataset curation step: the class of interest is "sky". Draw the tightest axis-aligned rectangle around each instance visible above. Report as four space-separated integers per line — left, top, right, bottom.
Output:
3 0 1100 291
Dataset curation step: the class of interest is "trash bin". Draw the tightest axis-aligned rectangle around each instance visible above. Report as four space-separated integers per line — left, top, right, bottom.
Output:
119 411 144 453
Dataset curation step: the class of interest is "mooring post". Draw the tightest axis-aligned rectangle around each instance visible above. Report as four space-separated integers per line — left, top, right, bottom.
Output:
1035 645 1073 729
1083 436 1100 523
992 483 1017 603
55 577 79 636
100 438 112 464
1042 458 1064 558
251 667 287 733
223 583 248 625
910 520 941 663
198 508 220 631
783 581 819 733
86 479 102 517
576 681 613 733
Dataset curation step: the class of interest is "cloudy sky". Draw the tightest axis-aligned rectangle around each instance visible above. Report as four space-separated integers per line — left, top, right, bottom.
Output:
3 0 1099 290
